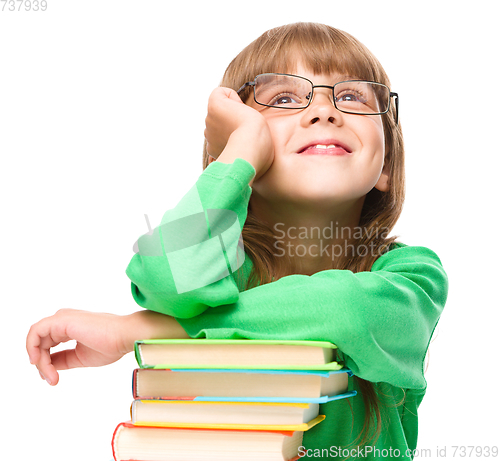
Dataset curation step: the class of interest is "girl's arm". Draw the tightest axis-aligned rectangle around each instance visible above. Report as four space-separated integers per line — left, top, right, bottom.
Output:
26 309 188 386
26 86 272 385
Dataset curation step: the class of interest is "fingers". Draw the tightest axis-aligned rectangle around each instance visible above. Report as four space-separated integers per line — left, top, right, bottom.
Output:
209 86 240 103
205 141 221 161
26 311 72 386
205 87 250 159
37 352 59 386
226 87 244 103
50 349 84 371
204 126 224 160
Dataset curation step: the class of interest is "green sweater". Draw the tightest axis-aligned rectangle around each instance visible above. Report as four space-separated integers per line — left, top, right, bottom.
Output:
126 158 448 460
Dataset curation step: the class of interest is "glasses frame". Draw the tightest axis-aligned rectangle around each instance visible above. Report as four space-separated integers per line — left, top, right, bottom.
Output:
237 73 399 125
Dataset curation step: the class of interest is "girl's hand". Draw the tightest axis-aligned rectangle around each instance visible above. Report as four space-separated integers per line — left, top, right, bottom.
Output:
26 309 189 386
26 309 131 386
204 87 274 182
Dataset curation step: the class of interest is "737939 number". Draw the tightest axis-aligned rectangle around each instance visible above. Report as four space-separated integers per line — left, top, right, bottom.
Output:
1 0 48 11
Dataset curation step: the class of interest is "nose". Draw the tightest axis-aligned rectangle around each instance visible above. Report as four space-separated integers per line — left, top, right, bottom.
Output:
300 87 344 127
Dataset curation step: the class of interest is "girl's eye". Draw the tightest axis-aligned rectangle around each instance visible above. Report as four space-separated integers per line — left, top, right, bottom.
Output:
269 93 301 106
336 91 367 104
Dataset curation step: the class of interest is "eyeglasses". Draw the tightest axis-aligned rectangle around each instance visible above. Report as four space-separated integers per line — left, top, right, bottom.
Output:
237 73 399 124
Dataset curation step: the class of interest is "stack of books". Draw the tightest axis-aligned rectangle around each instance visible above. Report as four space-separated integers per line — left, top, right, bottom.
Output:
111 339 356 461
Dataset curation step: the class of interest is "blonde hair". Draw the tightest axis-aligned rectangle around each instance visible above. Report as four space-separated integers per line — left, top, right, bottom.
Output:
202 22 405 449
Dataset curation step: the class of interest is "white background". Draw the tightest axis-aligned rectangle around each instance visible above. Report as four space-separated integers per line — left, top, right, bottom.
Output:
2 1 498 459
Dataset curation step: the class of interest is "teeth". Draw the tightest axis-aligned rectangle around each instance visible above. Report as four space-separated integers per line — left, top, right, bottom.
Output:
314 144 337 149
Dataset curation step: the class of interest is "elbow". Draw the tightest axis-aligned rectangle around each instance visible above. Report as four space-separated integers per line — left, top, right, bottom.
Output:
130 282 210 318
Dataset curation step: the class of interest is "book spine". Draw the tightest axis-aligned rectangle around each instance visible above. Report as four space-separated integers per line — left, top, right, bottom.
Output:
111 422 124 461
132 368 138 400
134 341 143 368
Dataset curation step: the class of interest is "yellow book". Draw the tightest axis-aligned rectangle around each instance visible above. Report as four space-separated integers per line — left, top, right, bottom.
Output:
131 400 325 431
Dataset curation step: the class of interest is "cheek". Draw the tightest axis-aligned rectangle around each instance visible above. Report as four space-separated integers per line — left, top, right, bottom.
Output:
264 116 294 153
376 124 385 157
353 119 386 187
369 129 386 177
360 118 385 161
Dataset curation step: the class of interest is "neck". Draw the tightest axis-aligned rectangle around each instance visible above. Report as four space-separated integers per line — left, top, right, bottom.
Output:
249 194 365 276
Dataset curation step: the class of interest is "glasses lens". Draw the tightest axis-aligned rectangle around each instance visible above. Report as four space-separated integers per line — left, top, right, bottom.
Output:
254 74 312 108
334 81 390 114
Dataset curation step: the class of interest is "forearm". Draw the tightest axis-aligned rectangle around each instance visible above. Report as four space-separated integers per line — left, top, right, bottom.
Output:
121 310 190 353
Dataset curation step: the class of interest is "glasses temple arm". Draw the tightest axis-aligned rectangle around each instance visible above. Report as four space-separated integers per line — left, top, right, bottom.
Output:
236 81 255 95
390 92 399 125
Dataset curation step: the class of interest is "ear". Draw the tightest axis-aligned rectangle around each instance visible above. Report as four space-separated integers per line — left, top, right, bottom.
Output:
374 162 390 192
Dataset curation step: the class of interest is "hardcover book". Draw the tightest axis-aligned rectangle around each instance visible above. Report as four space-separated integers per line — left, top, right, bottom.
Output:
112 422 305 461
134 339 342 370
132 368 356 403
132 400 325 431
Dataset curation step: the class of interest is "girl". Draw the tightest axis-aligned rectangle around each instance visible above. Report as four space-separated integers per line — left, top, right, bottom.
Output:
27 23 448 460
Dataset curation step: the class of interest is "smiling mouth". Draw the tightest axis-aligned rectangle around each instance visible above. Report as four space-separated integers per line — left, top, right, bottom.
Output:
298 143 352 156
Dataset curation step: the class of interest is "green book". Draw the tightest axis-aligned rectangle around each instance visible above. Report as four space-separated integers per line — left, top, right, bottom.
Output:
134 339 343 371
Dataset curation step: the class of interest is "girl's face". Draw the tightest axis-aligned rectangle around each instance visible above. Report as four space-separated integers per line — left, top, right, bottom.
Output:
248 61 389 212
